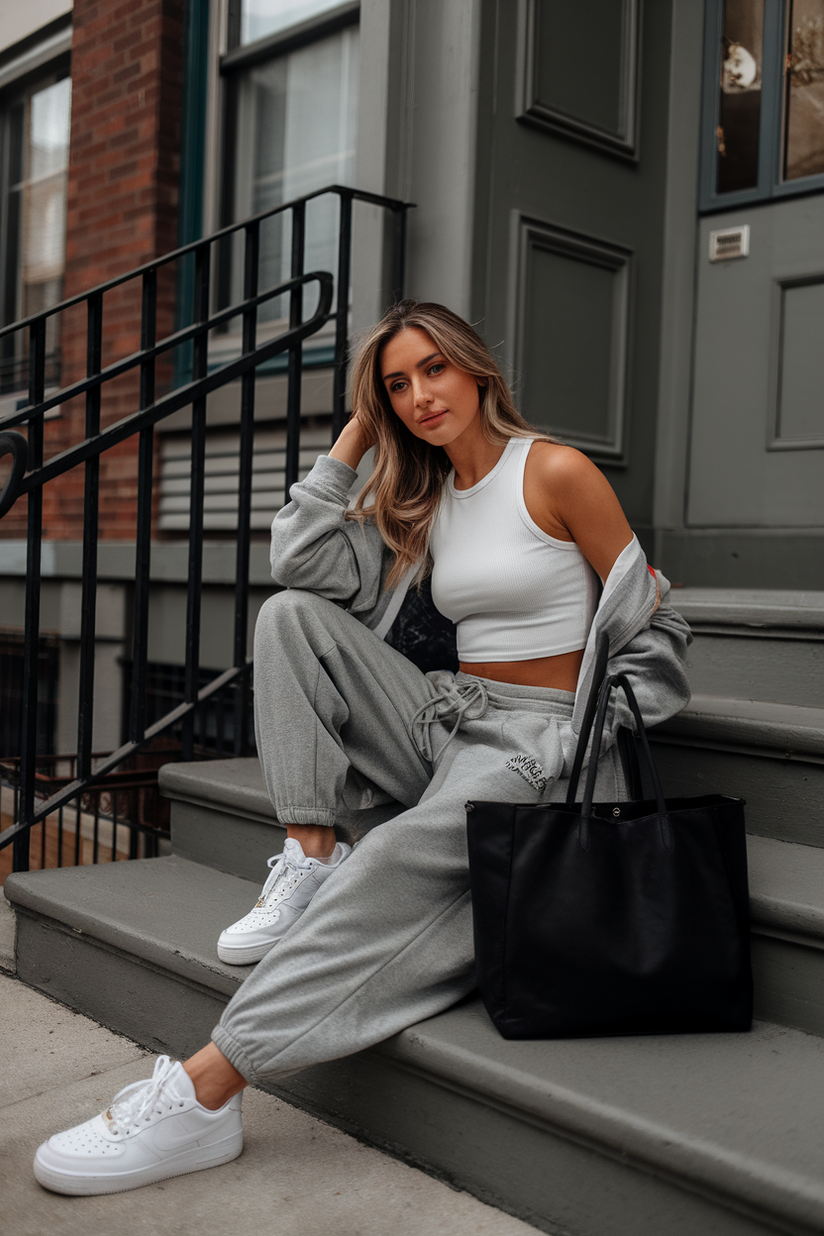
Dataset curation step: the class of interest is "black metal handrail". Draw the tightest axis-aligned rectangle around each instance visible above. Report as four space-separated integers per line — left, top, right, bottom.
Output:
0 184 410 872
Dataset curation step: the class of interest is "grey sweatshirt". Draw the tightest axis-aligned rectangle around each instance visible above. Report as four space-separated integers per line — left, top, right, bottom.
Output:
270 454 692 763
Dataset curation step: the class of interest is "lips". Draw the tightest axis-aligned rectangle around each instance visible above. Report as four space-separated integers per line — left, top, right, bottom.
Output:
418 410 448 427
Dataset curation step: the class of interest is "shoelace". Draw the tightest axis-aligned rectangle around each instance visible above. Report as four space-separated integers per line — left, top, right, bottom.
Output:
255 839 312 908
106 1056 183 1133
411 674 489 764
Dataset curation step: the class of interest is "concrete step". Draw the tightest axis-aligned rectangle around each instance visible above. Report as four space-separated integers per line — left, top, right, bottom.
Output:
674 588 824 708
160 756 400 880
161 756 824 1036
651 695 824 847
7 853 824 1236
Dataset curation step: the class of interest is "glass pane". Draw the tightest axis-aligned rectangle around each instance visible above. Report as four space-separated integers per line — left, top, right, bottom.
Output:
240 0 343 46
22 77 71 317
232 25 359 322
716 0 765 194
784 0 824 180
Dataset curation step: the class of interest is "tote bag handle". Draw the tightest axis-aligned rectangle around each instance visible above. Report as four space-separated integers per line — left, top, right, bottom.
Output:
568 665 673 850
565 630 610 805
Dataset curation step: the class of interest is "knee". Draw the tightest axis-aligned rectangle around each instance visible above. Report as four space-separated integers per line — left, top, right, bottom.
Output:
254 589 336 655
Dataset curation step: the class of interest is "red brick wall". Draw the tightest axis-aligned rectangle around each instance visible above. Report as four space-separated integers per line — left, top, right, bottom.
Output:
2 0 186 541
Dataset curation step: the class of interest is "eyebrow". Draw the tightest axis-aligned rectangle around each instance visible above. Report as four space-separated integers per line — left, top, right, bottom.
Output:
382 351 442 382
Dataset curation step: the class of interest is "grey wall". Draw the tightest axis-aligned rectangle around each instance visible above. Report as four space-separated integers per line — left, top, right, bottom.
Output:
355 0 483 322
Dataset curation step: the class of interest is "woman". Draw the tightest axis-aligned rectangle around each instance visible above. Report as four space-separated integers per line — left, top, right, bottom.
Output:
33 301 691 1196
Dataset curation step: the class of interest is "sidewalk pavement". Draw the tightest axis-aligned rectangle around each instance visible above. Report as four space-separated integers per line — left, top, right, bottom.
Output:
0 898 540 1236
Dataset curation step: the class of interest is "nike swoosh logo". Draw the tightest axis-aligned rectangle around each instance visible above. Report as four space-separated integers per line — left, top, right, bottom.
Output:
150 1112 213 1152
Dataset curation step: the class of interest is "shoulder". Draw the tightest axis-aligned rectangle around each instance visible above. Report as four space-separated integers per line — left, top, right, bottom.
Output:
524 440 612 508
526 440 603 486
522 439 634 578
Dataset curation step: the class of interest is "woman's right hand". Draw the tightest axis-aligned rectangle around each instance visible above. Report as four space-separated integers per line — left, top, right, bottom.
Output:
329 410 375 469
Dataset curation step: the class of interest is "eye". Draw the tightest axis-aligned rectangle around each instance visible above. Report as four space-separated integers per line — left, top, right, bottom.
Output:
428 362 445 376
389 379 407 394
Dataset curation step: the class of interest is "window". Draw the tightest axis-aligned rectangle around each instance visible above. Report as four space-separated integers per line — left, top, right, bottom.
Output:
0 72 71 392
239 0 348 46
701 0 824 209
220 1 359 333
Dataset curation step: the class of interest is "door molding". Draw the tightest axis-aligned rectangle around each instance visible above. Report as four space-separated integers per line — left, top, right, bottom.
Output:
515 0 642 160
768 273 824 451
512 214 633 462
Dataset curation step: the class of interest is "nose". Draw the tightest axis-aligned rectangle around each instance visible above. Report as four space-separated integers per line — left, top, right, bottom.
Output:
412 376 432 407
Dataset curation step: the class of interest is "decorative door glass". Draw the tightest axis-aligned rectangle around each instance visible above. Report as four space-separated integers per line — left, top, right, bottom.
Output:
717 0 765 194
784 0 824 179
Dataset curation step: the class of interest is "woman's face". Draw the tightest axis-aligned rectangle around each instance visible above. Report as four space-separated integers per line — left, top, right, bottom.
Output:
380 327 482 447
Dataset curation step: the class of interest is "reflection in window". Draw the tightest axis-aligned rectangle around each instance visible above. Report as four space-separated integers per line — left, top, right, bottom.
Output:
229 25 359 322
240 0 344 47
717 0 765 194
784 0 824 180
21 78 72 318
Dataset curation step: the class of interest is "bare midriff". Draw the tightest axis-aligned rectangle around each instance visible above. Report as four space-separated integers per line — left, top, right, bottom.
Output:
459 647 584 693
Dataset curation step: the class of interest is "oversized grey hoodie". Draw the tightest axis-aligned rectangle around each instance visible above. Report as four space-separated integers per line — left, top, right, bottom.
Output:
269 453 692 770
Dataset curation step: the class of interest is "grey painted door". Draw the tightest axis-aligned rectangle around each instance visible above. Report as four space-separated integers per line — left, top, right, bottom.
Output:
689 184 824 529
473 0 674 541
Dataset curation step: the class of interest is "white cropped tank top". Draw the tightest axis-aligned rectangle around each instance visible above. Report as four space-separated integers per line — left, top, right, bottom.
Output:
429 437 598 662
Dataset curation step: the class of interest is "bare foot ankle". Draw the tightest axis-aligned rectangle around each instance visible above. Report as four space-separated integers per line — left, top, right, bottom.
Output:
183 1042 247 1110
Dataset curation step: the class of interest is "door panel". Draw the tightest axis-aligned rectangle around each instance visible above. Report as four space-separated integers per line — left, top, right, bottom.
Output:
688 193 824 526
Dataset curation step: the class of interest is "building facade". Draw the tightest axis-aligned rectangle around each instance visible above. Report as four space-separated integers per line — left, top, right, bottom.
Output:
1 0 823 760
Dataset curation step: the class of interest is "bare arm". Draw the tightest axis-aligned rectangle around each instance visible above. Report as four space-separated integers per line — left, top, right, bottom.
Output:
523 442 634 584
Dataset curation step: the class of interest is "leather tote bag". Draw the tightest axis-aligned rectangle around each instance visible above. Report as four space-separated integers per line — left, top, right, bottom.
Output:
466 659 752 1040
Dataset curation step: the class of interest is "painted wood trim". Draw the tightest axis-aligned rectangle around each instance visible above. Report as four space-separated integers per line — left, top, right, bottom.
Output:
513 215 633 462
515 0 642 161
767 273 824 452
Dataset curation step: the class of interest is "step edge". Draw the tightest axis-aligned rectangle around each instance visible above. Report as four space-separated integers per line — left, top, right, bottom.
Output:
166 788 278 827
653 697 824 758
9 869 824 1231
380 1023 824 1232
4 859 254 996
159 759 274 821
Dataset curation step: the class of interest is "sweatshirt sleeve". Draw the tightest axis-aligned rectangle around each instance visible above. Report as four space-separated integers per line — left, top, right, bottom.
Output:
563 540 692 776
269 454 390 615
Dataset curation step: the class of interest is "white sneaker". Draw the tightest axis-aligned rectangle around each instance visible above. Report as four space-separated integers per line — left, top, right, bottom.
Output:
217 837 351 965
33 1056 242 1196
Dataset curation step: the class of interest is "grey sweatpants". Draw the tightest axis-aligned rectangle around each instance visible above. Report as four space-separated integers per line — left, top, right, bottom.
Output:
212 589 626 1087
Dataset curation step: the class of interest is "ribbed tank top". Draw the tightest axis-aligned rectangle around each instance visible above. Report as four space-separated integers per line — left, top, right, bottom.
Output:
429 437 598 662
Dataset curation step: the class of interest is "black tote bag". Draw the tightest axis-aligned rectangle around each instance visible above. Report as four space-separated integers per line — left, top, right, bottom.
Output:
466 659 753 1040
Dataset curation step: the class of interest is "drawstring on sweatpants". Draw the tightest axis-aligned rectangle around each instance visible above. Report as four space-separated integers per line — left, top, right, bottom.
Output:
411 672 489 765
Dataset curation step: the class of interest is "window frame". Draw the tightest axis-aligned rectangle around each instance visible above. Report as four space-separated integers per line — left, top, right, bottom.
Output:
700 0 824 211
218 0 359 234
209 0 359 370
0 50 71 394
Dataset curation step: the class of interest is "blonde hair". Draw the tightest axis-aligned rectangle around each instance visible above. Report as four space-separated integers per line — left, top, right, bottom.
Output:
349 300 551 588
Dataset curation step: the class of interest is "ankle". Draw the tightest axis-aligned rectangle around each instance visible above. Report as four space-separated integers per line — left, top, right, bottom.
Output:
286 823 336 859
183 1043 247 1110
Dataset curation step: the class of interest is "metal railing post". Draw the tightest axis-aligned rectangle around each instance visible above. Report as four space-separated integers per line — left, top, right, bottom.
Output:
76 293 103 783
284 202 306 496
130 269 158 744
390 206 408 305
182 242 211 760
331 191 354 442
233 221 259 755
15 320 46 872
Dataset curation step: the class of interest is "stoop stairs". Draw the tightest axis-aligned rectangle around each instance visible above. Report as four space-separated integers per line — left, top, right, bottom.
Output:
5 588 824 1236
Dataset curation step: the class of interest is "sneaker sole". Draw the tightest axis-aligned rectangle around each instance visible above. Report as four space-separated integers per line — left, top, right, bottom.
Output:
217 938 283 965
33 1132 243 1196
